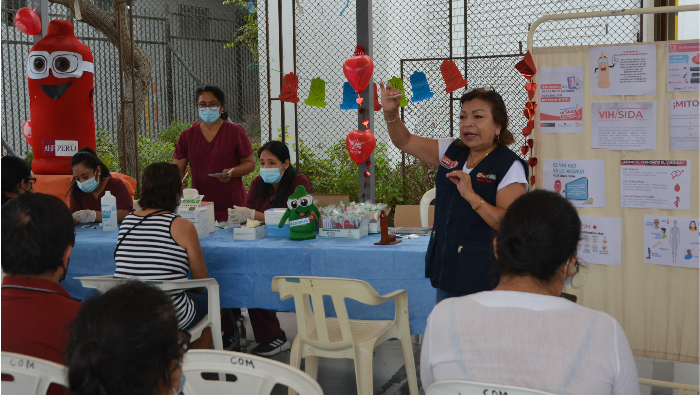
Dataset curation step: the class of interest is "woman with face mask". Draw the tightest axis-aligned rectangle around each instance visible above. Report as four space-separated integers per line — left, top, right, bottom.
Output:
70 147 133 224
225 140 311 357
172 85 256 222
1 156 35 206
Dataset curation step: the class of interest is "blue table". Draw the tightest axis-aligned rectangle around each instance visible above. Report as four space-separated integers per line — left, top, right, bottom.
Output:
65 227 436 334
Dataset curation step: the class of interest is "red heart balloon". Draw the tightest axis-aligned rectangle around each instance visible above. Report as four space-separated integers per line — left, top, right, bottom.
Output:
14 8 41 35
343 50 374 93
521 145 529 155
522 126 531 136
527 138 534 148
22 120 32 144
528 157 538 167
346 129 377 164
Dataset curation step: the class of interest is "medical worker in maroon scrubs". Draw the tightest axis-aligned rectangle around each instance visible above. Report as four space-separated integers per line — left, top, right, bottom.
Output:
173 85 255 222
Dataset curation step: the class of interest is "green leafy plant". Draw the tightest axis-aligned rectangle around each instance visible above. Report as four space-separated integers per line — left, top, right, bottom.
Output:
224 0 258 58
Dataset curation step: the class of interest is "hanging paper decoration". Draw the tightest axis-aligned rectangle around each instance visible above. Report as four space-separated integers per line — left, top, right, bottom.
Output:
515 51 537 80
410 71 434 102
22 120 32 144
346 129 377 164
387 77 408 107
515 50 538 187
304 77 326 108
373 83 382 111
14 8 41 35
340 82 356 110
279 72 300 103
244 0 256 13
440 59 468 93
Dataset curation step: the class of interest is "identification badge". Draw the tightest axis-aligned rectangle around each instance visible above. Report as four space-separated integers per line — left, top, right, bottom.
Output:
290 218 311 227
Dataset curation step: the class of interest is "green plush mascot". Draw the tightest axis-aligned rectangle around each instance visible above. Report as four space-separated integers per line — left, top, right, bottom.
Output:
279 185 320 240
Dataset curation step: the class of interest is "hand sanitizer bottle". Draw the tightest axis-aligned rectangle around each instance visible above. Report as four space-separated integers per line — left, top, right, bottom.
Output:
101 191 118 231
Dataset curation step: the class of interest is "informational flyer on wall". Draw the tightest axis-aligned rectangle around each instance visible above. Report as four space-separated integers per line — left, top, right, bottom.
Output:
578 216 622 266
591 101 656 150
643 215 699 269
590 44 656 96
540 66 584 133
620 160 691 210
543 159 605 207
667 42 700 92
669 99 699 150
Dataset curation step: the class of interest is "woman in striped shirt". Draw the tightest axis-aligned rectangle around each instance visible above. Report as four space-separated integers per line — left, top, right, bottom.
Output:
114 162 211 349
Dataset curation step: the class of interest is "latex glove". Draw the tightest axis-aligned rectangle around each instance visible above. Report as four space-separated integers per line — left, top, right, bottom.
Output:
228 206 255 224
73 210 97 223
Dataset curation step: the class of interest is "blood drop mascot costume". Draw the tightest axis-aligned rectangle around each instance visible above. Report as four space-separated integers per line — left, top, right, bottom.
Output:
26 19 95 175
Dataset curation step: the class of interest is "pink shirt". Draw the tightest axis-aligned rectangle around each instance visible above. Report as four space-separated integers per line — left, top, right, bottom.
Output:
244 173 312 211
173 121 254 221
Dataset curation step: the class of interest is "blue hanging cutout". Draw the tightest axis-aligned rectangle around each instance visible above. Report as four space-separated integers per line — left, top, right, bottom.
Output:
339 0 350 16
410 71 434 102
340 82 357 110
244 0 256 13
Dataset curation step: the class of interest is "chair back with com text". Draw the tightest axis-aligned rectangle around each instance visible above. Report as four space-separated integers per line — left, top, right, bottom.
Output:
271 276 418 395
76 276 223 349
426 380 557 395
1 352 68 395
182 350 323 395
420 188 436 227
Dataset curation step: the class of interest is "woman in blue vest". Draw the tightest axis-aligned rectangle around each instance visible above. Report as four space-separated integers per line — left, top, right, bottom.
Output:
380 83 528 303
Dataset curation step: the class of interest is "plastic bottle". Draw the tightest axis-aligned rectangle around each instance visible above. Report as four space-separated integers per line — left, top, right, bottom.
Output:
101 191 118 231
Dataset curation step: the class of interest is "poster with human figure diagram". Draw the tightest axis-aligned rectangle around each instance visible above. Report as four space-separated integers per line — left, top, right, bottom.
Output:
644 215 699 269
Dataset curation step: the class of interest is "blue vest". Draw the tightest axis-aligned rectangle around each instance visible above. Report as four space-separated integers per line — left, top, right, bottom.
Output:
425 141 528 294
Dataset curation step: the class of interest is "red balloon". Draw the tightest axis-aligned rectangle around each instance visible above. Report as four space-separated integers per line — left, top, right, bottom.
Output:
14 8 41 35
22 120 32 144
346 129 376 164
343 46 374 93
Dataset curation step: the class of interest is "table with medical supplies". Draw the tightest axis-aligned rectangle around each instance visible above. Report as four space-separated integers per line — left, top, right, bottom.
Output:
64 226 436 334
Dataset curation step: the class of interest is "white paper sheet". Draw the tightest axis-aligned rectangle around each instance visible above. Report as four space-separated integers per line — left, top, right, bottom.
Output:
669 99 700 150
543 159 606 207
643 215 699 269
667 42 700 92
620 160 691 210
590 44 656 96
591 101 657 150
578 216 622 266
540 66 584 134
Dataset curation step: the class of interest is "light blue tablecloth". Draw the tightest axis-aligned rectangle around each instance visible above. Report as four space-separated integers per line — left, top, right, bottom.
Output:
64 226 436 334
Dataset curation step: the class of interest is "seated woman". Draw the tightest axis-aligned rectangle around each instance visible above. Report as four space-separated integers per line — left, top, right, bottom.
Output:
1 156 35 205
66 281 188 395
420 189 639 394
113 162 211 349
226 140 311 356
70 147 133 224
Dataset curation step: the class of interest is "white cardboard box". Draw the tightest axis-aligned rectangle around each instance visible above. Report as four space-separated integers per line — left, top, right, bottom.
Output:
264 208 288 226
319 219 370 239
234 224 267 240
178 206 209 238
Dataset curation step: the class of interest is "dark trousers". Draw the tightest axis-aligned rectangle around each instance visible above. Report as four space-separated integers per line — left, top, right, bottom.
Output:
221 308 283 343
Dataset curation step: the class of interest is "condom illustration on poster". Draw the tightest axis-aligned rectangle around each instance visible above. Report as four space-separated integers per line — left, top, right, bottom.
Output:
590 44 656 96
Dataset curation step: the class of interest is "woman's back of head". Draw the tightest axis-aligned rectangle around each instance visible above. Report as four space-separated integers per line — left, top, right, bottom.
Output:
494 189 581 283
138 162 182 212
66 281 182 395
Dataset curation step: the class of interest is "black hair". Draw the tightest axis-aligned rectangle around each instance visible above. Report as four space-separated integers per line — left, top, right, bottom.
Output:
1 156 32 193
459 88 514 147
254 141 306 208
494 189 582 284
138 162 182 212
1 193 75 276
196 85 229 121
69 148 110 203
66 281 182 395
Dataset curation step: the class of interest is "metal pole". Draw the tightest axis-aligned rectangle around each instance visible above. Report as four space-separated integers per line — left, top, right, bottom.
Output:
357 0 374 203
277 0 285 142
30 0 49 43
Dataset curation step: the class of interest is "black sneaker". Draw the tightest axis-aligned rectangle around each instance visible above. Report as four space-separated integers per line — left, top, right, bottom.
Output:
250 333 290 357
222 331 237 351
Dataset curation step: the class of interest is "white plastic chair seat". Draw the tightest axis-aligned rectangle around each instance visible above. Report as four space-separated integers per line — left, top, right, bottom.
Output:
307 318 393 344
427 380 556 395
2 352 68 395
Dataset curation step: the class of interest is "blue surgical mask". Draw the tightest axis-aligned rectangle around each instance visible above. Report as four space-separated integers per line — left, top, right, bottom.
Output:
260 166 284 184
563 257 572 286
199 108 221 124
172 361 186 395
77 174 99 193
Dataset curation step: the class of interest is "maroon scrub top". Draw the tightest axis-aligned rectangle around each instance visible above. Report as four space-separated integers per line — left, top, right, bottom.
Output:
244 173 312 212
174 121 254 221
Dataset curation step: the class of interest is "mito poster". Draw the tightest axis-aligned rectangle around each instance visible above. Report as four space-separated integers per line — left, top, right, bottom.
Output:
668 99 699 150
667 42 700 92
643 215 699 269
540 66 584 134
591 101 656 150
543 159 606 207
590 44 656 96
620 160 691 210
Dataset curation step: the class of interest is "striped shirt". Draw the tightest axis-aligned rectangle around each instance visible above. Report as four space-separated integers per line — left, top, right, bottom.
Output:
114 212 195 329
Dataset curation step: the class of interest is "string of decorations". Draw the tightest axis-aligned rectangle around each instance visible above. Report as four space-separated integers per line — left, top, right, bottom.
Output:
515 50 538 187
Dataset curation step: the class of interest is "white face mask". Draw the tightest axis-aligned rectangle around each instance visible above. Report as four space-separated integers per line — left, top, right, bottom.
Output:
563 257 572 286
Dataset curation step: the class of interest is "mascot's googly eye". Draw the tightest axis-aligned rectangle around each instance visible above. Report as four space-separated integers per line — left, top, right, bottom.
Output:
287 199 299 210
298 195 313 207
33 57 46 73
27 50 93 80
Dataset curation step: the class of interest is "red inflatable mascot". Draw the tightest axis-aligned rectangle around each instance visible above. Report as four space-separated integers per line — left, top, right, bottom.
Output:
25 19 95 175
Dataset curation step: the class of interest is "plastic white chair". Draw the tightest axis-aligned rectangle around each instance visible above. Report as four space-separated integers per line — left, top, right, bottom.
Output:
1 352 68 394
76 276 223 350
271 276 419 395
419 188 436 227
181 349 323 395
426 380 556 395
